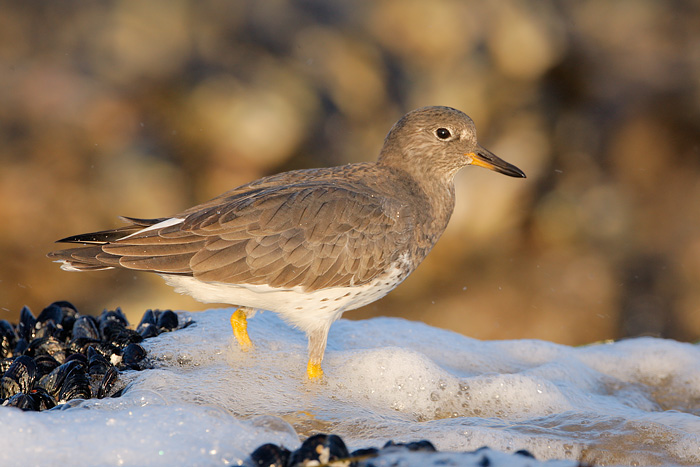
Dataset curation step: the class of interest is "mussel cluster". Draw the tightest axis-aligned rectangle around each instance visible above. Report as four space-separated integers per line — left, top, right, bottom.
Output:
248 434 539 467
0 301 182 411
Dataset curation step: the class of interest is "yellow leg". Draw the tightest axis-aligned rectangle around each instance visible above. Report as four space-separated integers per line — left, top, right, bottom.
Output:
307 360 324 379
230 308 253 351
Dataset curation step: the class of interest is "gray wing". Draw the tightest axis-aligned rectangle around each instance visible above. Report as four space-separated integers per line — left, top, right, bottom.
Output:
53 183 414 291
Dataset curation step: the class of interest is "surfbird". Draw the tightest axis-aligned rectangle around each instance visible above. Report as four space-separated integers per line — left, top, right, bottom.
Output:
49 106 525 379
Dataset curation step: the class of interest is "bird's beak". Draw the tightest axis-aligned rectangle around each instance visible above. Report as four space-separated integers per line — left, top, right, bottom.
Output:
466 145 526 178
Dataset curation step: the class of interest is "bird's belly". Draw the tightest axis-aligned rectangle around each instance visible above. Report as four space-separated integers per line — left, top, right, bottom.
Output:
159 257 409 333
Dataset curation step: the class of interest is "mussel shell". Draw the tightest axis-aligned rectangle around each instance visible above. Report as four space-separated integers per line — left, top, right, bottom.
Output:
121 343 147 368
17 306 37 341
53 301 79 337
37 303 63 326
0 376 20 399
248 443 291 467
35 303 66 340
115 329 143 349
68 337 103 355
0 320 17 358
1 302 187 411
138 309 157 328
349 447 380 460
87 346 111 376
101 321 143 349
288 434 350 467
26 336 66 364
382 440 436 452
65 352 88 366
29 388 56 411
96 366 119 399
33 320 63 339
0 358 13 374
1 355 37 398
86 342 121 361
4 392 35 411
13 339 28 356
33 354 60 377
156 310 178 332
72 315 100 340
58 368 91 402
137 322 159 339
37 360 85 399
98 309 129 336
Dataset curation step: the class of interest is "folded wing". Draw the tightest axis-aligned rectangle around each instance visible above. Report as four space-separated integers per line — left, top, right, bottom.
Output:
49 182 414 291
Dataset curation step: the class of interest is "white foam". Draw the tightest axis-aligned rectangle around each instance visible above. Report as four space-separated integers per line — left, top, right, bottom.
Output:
1 308 700 466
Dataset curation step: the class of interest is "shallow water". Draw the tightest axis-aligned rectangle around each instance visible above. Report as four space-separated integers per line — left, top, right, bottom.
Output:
1 308 699 466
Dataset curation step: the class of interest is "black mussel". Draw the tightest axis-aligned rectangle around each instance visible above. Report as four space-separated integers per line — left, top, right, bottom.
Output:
121 343 147 369
288 434 351 467
515 449 536 458
26 336 66 364
0 355 38 398
29 388 56 411
97 366 119 399
248 443 291 467
33 354 60 377
0 358 13 373
102 321 143 349
137 310 159 338
156 310 178 332
1 301 191 411
58 367 91 402
34 320 63 340
0 376 20 400
87 347 110 376
382 440 436 452
37 360 85 399
37 303 63 326
137 323 159 339
99 318 124 339
35 304 66 340
72 315 100 340
68 337 103 355
138 309 157 327
52 301 78 338
65 352 88 366
350 447 380 460
17 306 37 341
4 392 35 411
115 329 143 348
112 308 129 325
13 338 28 356
0 320 17 358
85 342 121 362
98 309 129 334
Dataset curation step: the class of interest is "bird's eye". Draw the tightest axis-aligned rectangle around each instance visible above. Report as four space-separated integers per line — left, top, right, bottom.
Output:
436 128 451 139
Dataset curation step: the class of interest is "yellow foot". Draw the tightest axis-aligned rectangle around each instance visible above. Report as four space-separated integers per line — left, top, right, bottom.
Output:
307 360 324 379
230 308 253 351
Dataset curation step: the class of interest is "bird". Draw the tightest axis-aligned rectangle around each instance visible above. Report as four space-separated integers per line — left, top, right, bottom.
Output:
48 106 526 379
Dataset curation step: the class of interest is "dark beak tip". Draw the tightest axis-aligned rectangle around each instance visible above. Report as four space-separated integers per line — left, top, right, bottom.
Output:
501 165 526 179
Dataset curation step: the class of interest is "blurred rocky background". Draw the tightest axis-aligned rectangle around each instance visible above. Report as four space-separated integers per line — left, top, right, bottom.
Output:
1 0 699 345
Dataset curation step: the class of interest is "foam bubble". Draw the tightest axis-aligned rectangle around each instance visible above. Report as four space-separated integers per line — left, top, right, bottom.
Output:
1 308 700 465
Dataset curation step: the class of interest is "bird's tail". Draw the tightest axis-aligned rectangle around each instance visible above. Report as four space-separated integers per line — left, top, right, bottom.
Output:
47 216 167 271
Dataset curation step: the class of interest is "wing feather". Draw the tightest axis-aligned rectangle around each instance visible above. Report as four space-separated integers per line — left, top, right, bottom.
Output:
50 176 415 291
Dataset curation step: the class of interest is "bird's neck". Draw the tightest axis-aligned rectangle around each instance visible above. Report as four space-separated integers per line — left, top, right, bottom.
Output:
379 163 456 254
